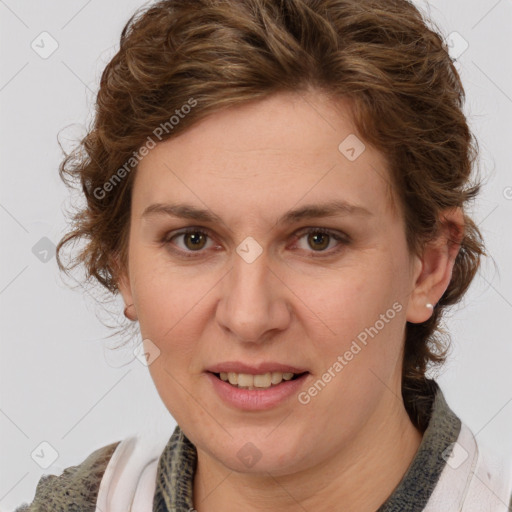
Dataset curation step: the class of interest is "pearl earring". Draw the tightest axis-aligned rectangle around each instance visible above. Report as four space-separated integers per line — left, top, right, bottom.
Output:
426 303 434 309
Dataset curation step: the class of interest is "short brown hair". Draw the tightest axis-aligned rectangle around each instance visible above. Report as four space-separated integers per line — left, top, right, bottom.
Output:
56 0 485 430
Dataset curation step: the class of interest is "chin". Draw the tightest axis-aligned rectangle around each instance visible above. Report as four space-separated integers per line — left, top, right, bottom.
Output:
209 434 309 475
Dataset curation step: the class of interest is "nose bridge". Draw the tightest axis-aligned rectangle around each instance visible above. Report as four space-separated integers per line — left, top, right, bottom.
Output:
216 243 290 342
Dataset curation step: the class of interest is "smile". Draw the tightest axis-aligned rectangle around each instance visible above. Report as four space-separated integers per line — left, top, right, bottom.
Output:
213 371 306 389
206 371 310 411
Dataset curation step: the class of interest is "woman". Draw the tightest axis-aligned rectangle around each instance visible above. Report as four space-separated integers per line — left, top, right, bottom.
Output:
15 0 512 510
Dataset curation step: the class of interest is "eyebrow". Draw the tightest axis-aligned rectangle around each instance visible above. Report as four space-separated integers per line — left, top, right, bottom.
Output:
142 200 373 225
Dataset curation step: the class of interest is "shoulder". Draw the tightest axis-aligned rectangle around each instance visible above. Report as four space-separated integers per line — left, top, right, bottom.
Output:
426 422 512 511
14 440 121 512
15 419 178 512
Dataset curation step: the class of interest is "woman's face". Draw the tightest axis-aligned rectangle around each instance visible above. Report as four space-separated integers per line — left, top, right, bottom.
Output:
118 90 425 474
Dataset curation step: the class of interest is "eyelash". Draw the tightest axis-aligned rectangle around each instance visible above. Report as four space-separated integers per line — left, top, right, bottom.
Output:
160 227 350 259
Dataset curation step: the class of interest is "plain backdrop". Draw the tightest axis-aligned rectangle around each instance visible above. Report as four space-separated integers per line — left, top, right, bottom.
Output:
1 0 511 509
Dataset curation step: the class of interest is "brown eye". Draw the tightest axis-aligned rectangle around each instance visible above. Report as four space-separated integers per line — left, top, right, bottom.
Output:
182 231 207 251
293 227 350 257
307 232 330 251
162 228 215 257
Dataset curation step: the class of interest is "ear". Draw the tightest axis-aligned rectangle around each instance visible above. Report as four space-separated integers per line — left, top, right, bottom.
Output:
112 252 135 314
406 207 464 323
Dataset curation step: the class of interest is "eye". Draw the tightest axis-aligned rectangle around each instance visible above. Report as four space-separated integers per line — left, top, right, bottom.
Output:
161 228 217 257
160 226 350 259
291 227 349 256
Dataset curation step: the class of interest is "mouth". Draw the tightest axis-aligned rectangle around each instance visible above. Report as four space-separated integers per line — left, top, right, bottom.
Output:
208 371 309 390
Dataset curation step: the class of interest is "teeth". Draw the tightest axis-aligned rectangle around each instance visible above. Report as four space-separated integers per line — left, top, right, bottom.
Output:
271 372 283 385
217 371 299 389
254 373 272 387
237 373 254 387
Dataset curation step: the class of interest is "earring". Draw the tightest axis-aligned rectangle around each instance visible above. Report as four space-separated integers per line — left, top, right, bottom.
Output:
426 303 434 310
124 303 137 321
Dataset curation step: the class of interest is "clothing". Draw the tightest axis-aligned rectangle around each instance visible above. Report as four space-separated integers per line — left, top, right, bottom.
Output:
15 380 512 511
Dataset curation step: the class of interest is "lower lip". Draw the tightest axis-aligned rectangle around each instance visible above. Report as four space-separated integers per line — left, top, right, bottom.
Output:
205 372 310 411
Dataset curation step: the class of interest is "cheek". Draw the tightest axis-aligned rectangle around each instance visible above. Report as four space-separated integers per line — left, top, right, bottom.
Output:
295 251 408 393
132 263 212 419
297 256 403 339
130 243 207 333
293 267 407 439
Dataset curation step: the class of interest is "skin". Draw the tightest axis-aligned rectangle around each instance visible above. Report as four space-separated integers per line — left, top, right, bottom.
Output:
117 90 463 511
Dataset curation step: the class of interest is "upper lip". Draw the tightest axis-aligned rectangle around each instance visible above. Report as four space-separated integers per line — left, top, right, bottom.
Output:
206 361 309 375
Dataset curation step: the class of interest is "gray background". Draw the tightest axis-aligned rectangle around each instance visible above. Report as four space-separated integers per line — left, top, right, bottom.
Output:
1 0 511 509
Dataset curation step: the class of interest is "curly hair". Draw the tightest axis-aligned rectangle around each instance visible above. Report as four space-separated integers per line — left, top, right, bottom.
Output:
56 0 485 431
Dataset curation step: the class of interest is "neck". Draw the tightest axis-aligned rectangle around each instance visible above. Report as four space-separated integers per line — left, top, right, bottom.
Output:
192 392 423 512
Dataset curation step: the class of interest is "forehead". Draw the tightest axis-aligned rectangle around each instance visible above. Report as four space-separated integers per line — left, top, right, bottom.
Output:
133 91 397 224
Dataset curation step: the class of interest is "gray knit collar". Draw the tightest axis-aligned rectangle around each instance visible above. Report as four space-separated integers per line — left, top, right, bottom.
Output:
377 381 461 511
152 380 461 512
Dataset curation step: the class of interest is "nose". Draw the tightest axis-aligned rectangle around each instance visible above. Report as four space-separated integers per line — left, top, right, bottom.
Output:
215 249 291 344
